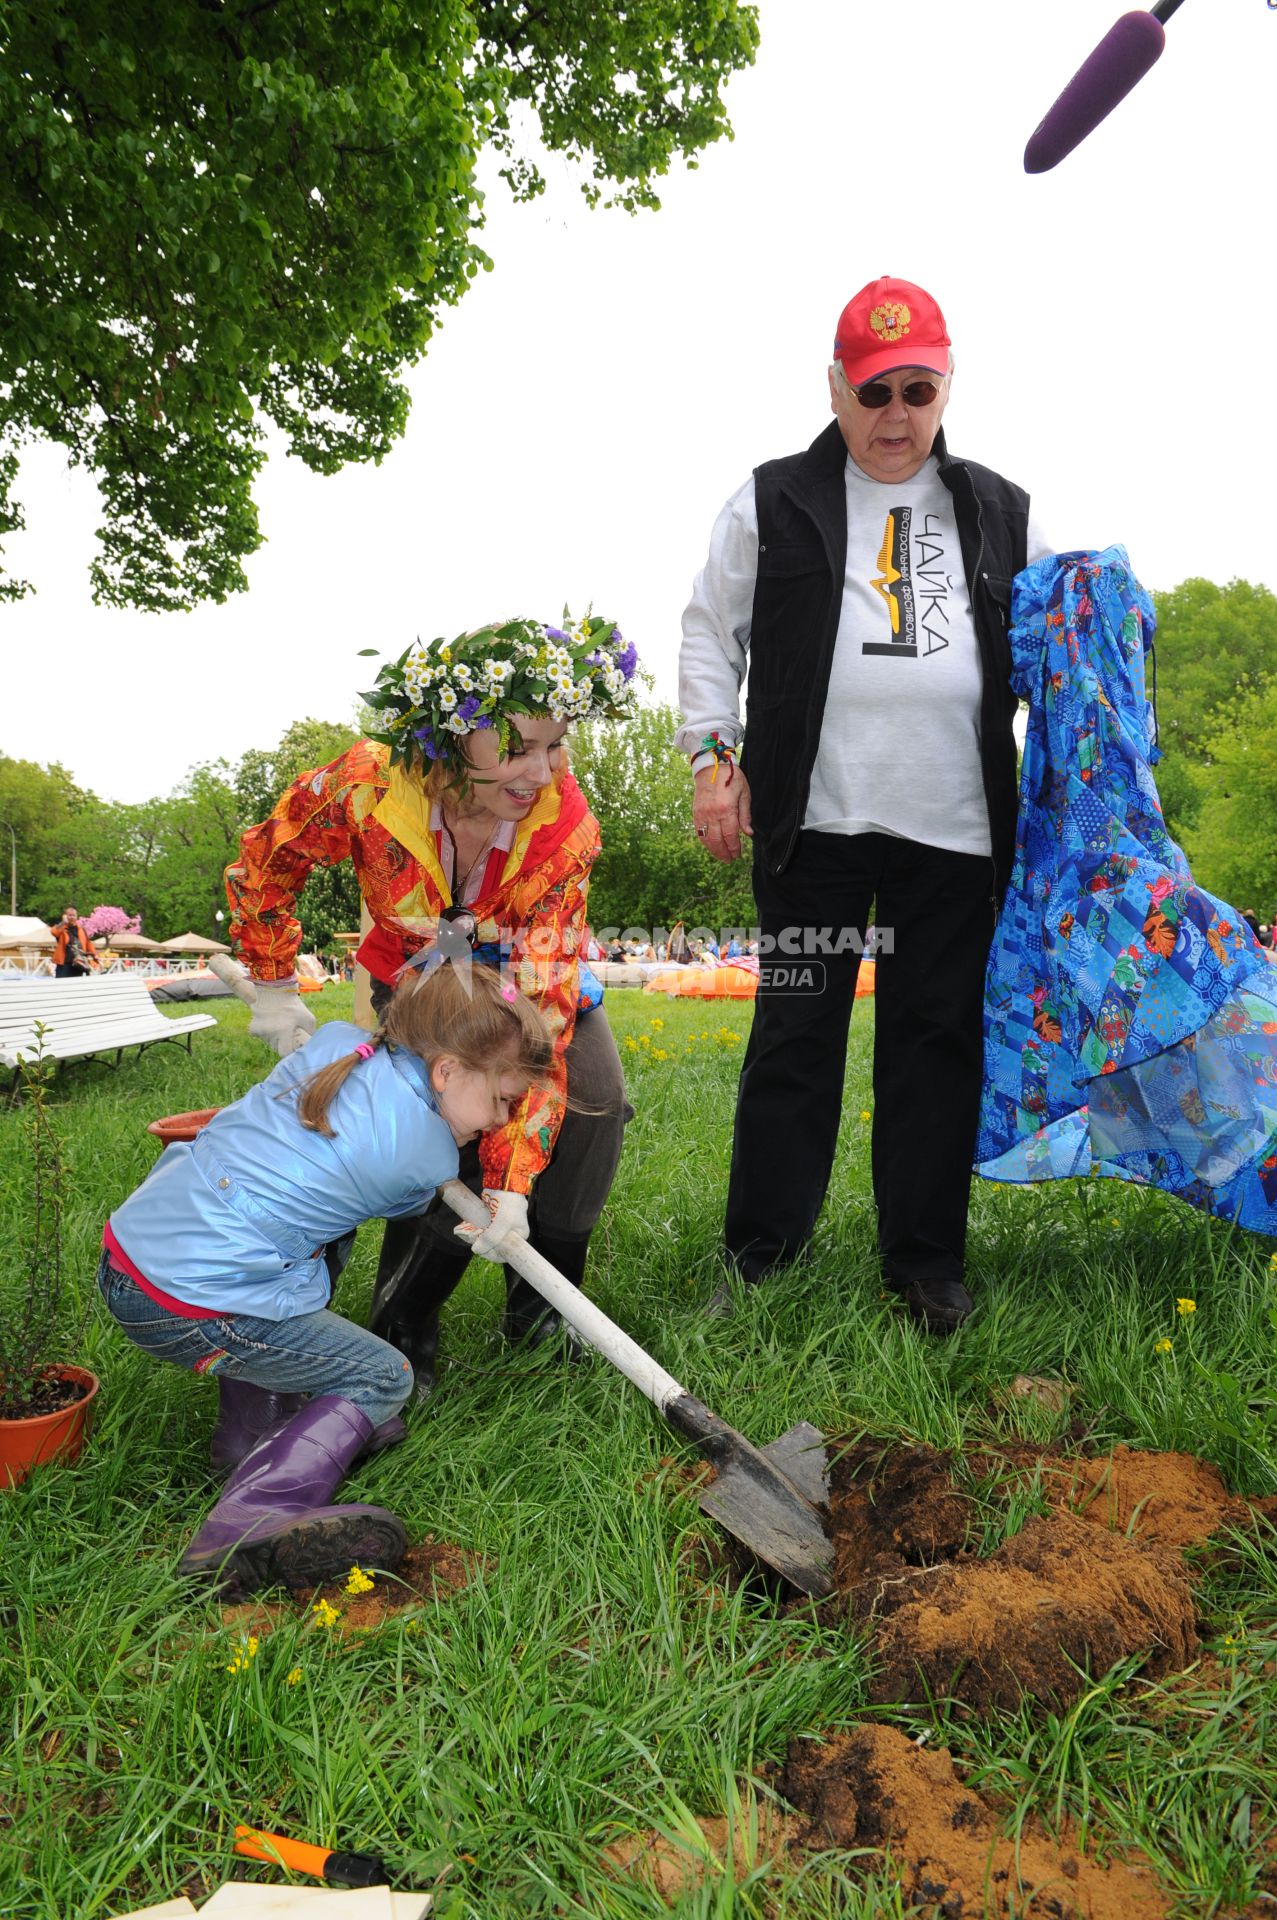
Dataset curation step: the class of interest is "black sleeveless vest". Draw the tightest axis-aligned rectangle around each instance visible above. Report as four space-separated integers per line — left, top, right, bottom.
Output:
744 420 1029 890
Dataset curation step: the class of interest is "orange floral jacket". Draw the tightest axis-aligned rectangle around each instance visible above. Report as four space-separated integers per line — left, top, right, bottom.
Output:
225 741 600 1194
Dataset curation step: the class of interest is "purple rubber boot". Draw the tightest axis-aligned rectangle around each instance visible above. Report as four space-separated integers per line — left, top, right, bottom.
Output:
209 1377 407 1475
180 1395 406 1597
209 1378 308 1474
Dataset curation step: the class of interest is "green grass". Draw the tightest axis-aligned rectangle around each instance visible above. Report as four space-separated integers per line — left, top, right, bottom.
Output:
2 987 1276 1916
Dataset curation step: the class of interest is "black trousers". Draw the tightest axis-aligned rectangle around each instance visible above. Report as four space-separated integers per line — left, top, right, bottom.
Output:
724 830 996 1290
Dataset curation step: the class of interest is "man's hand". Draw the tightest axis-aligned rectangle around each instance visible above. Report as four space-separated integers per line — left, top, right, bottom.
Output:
247 984 317 1057
692 761 753 863
453 1189 530 1260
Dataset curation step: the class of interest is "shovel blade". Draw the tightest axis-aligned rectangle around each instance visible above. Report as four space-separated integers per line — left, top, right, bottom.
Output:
697 1419 834 1597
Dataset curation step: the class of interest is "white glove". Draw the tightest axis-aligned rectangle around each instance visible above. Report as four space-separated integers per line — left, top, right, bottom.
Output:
247 984 317 1057
454 1189 530 1260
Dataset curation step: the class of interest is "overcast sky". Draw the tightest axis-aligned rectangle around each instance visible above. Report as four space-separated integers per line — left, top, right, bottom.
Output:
5 0 1274 805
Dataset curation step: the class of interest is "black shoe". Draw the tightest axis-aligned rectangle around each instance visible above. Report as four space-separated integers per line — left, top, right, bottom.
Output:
893 1277 974 1335
369 1218 472 1399
705 1283 737 1320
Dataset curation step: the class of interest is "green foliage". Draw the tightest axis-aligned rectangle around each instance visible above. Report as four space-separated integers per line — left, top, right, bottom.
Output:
0 1029 72 1412
572 702 756 935
1181 677 1277 918
0 715 361 951
0 0 758 610
1150 577 1277 844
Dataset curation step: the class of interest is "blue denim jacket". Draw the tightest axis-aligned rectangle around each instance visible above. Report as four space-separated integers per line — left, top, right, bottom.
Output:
109 1022 459 1319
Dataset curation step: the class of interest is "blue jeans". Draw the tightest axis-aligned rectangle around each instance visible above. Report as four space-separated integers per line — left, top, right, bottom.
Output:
97 1253 413 1426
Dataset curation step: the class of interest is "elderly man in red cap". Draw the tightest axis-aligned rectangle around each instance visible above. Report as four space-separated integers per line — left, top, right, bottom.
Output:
678 276 1053 1332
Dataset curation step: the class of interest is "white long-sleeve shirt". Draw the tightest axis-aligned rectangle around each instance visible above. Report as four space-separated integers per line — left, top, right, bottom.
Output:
677 453 1053 856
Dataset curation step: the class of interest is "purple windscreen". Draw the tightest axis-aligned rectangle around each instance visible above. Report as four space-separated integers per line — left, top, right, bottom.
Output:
1024 10 1166 173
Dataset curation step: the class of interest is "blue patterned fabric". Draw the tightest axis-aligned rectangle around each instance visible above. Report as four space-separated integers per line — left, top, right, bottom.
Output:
977 547 1277 1231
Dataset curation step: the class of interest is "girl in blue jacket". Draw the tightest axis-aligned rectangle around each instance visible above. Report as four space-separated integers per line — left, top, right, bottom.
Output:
99 961 552 1599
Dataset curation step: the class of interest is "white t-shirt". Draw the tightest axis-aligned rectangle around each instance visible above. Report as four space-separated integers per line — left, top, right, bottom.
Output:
677 452 1054 855
806 458 987 852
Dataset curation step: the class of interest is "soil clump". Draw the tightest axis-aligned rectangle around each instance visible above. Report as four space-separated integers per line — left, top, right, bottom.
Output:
774 1724 1168 1918
825 1440 1206 1712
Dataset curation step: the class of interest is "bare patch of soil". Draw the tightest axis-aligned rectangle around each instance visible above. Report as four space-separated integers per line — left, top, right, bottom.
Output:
774 1724 1168 1919
219 1534 481 1636
605 1804 796 1901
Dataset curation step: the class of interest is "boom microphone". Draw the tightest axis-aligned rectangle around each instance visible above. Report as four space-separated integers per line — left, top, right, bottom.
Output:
1024 0 1186 174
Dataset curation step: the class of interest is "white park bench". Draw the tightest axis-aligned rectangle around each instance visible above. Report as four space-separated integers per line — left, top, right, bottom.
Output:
0 975 217 1076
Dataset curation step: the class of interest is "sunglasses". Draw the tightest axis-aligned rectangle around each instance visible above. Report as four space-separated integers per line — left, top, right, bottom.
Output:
851 377 945 409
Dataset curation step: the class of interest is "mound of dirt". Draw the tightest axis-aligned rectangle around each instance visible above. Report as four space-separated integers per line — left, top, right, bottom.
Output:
868 1511 1196 1712
825 1440 1209 1712
774 1724 1168 1919
1044 1444 1249 1549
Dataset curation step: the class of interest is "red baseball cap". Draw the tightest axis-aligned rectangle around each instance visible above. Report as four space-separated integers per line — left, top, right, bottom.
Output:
833 277 951 386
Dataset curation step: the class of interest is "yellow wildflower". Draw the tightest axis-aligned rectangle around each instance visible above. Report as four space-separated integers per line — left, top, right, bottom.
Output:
224 1634 260 1674
1176 1298 1197 1316
860 1110 872 1123
344 1566 375 1597
623 1035 638 1051
1154 1337 1173 1354
639 1034 651 1048
312 1598 342 1628
649 1016 665 1030
654 1048 668 1061
286 1667 303 1686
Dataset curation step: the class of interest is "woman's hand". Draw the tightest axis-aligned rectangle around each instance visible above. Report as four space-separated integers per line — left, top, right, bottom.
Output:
692 762 753 863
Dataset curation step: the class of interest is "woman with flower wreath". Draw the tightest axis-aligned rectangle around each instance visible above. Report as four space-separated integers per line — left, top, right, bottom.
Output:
221 616 638 1438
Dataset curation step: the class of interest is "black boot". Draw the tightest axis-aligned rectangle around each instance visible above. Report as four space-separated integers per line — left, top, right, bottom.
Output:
369 1216 472 1401
502 1229 589 1358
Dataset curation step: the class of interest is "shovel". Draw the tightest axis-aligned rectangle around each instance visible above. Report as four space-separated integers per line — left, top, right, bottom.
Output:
443 1180 834 1597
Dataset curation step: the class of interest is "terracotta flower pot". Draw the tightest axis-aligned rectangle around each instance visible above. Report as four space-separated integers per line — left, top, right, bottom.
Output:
0 1365 100 1489
146 1106 222 1145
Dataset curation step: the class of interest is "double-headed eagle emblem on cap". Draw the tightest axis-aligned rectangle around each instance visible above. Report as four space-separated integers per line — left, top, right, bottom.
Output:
869 301 911 343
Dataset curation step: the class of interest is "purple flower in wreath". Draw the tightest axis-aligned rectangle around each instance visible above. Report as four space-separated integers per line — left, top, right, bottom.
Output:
457 695 482 724
545 626 569 641
414 725 440 760
472 712 493 729
615 637 638 681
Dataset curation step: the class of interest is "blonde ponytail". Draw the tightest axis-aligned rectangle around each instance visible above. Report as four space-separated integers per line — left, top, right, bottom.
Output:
296 1036 383 1136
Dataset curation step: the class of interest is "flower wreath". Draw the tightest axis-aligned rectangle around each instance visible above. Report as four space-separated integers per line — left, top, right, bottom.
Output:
360 615 639 780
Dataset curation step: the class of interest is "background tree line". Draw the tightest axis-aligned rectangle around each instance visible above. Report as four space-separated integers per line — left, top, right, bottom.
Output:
0 718 362 951
4 573 1277 951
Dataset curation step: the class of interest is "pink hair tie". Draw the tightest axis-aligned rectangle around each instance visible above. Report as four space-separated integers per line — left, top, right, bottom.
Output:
501 984 517 1002
354 1042 376 1060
